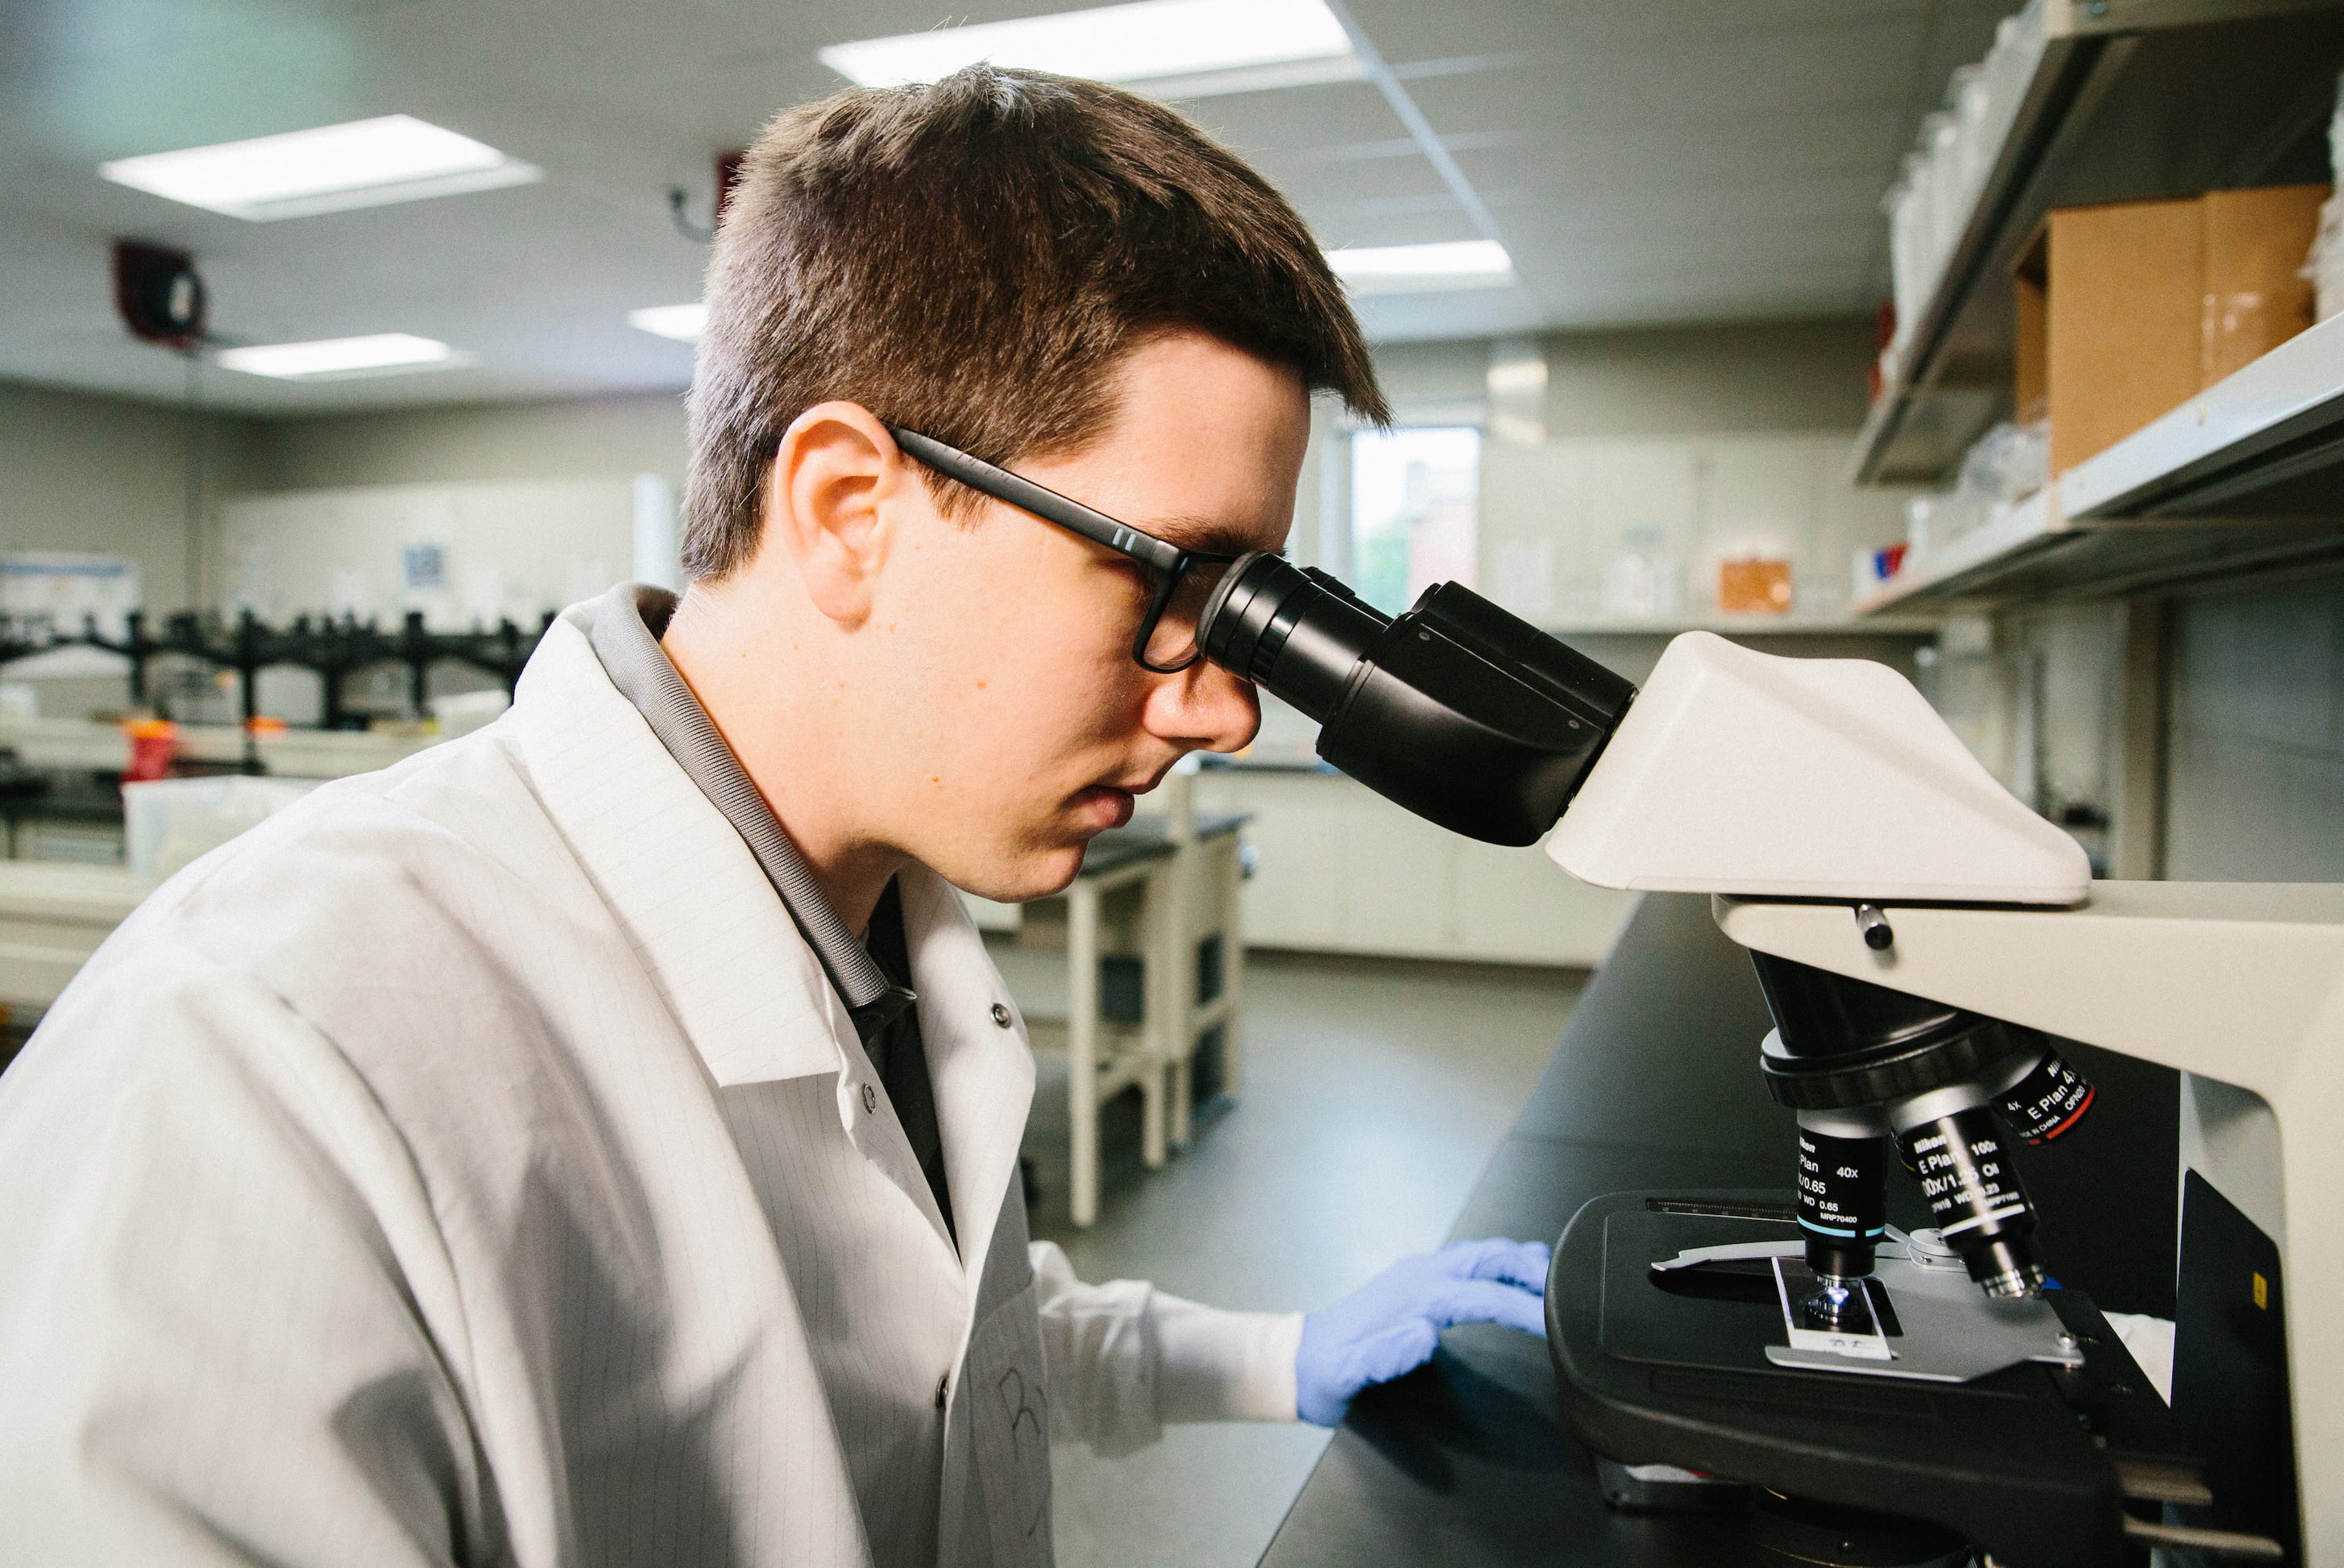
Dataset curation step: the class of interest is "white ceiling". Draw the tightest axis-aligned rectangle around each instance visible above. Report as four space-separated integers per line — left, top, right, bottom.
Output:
0 0 2009 416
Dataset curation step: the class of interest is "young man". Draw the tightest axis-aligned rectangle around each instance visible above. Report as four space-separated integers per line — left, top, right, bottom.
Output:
0 68 1548 1566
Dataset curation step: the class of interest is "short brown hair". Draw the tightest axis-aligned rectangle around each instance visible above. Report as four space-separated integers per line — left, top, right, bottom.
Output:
682 66 1388 579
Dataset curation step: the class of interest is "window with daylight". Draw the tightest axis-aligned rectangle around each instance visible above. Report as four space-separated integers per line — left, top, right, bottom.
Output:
1347 426 1480 617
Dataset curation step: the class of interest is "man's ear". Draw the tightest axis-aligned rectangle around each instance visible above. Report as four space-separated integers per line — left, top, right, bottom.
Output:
761 402 922 627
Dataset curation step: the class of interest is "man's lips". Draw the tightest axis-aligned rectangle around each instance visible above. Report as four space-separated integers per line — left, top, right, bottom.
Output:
1072 783 1137 830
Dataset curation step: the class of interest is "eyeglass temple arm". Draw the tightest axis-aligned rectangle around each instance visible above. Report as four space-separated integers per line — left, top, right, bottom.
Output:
886 426 1188 575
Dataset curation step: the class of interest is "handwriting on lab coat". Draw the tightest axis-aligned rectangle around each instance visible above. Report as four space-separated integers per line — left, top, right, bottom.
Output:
995 1365 1049 1539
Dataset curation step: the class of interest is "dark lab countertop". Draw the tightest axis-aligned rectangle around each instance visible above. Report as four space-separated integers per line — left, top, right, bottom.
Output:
1076 810 1248 877
1258 892 2180 1568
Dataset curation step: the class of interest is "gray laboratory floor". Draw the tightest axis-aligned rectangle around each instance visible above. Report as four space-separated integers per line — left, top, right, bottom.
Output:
992 939 1588 1568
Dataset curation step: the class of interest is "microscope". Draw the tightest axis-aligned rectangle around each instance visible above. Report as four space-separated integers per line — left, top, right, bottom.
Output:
1198 555 2326 1566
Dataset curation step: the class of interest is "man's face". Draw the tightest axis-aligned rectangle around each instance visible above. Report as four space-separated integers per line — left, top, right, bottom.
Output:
864 332 1308 901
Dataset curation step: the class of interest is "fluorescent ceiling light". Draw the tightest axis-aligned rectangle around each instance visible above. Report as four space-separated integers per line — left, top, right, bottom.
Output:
629 303 707 342
100 114 541 222
217 334 469 381
1326 240 1516 296
819 0 1362 100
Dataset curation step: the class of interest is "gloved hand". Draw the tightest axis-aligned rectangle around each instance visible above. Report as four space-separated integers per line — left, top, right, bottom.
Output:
1293 1238 1550 1426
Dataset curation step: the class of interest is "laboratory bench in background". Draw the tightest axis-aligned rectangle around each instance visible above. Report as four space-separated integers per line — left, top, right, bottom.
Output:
0 718 446 865
0 861 147 1014
969 784 1250 1225
0 716 437 780
1257 891 2181 1568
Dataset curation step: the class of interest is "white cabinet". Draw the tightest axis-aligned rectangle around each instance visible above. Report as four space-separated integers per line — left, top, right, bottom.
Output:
1225 771 1351 950
1449 836 1630 965
1194 768 1636 968
1341 793 1456 954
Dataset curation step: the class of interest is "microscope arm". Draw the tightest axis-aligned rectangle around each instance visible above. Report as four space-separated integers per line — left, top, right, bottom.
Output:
1714 883 2344 1122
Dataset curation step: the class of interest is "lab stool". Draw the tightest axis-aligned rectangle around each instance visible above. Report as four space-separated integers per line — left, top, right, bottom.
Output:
972 772 1250 1226
1139 774 1249 1154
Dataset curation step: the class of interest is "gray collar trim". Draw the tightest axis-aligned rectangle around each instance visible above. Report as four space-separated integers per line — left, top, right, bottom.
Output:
587 583 912 1034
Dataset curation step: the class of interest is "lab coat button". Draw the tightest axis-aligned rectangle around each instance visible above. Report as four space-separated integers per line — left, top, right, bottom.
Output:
936 1373 950 1409
861 1083 877 1114
989 1002 1011 1028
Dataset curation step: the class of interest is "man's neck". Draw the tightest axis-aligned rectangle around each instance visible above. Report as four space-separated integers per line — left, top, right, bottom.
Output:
659 583 910 936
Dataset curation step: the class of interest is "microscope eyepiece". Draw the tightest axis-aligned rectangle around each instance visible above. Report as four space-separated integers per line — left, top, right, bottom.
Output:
1197 553 1386 723
1197 553 1637 846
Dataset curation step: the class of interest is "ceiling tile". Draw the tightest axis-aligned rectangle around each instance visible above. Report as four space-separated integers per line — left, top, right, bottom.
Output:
1262 151 1454 214
0 0 2026 409
1322 209 1490 251
1350 0 1933 72
1176 79 1414 160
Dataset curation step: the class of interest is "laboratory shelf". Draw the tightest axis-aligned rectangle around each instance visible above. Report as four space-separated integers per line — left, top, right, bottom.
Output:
2061 305 2344 520
1858 313 2344 612
1852 0 2344 487
1854 489 2064 616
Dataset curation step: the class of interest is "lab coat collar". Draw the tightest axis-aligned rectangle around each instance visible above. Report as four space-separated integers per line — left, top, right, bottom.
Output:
508 609 848 1085
507 605 1035 1286
587 584 913 1043
897 865 1034 1292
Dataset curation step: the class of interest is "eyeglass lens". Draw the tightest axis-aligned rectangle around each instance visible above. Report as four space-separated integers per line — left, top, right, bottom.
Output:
1142 558 1237 670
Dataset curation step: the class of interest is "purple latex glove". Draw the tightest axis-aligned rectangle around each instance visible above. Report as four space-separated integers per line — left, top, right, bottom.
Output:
1294 1238 1550 1426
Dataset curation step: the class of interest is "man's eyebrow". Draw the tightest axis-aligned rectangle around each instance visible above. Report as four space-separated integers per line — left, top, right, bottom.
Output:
1139 514 1284 556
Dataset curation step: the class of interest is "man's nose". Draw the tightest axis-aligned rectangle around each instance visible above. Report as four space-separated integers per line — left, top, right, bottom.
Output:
1145 657 1260 754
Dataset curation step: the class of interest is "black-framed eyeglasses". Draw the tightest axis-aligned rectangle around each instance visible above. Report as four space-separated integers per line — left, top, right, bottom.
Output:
887 425 1242 674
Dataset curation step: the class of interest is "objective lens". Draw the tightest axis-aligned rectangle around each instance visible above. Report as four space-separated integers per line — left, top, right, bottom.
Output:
1993 1047 2095 1145
1900 1105 2044 1297
1795 1122 1887 1281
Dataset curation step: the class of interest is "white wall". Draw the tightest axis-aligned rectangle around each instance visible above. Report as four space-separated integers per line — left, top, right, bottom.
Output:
0 380 260 612
1974 570 2344 885
1368 338 1496 425
2164 570 2344 882
1541 317 1879 437
1992 601 2125 823
219 478 641 628
1313 318 1906 628
249 390 689 496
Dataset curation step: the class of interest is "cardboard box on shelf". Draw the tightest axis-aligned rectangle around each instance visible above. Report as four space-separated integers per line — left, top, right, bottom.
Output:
1716 558 1792 615
2015 196 2202 476
2013 184 2329 475
2202 185 2325 384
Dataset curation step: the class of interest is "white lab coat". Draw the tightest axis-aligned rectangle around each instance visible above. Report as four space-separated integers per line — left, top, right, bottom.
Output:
0 608 1299 1567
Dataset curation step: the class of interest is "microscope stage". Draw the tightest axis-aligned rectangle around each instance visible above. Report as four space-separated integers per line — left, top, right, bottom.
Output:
1632 1213 2087 1383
